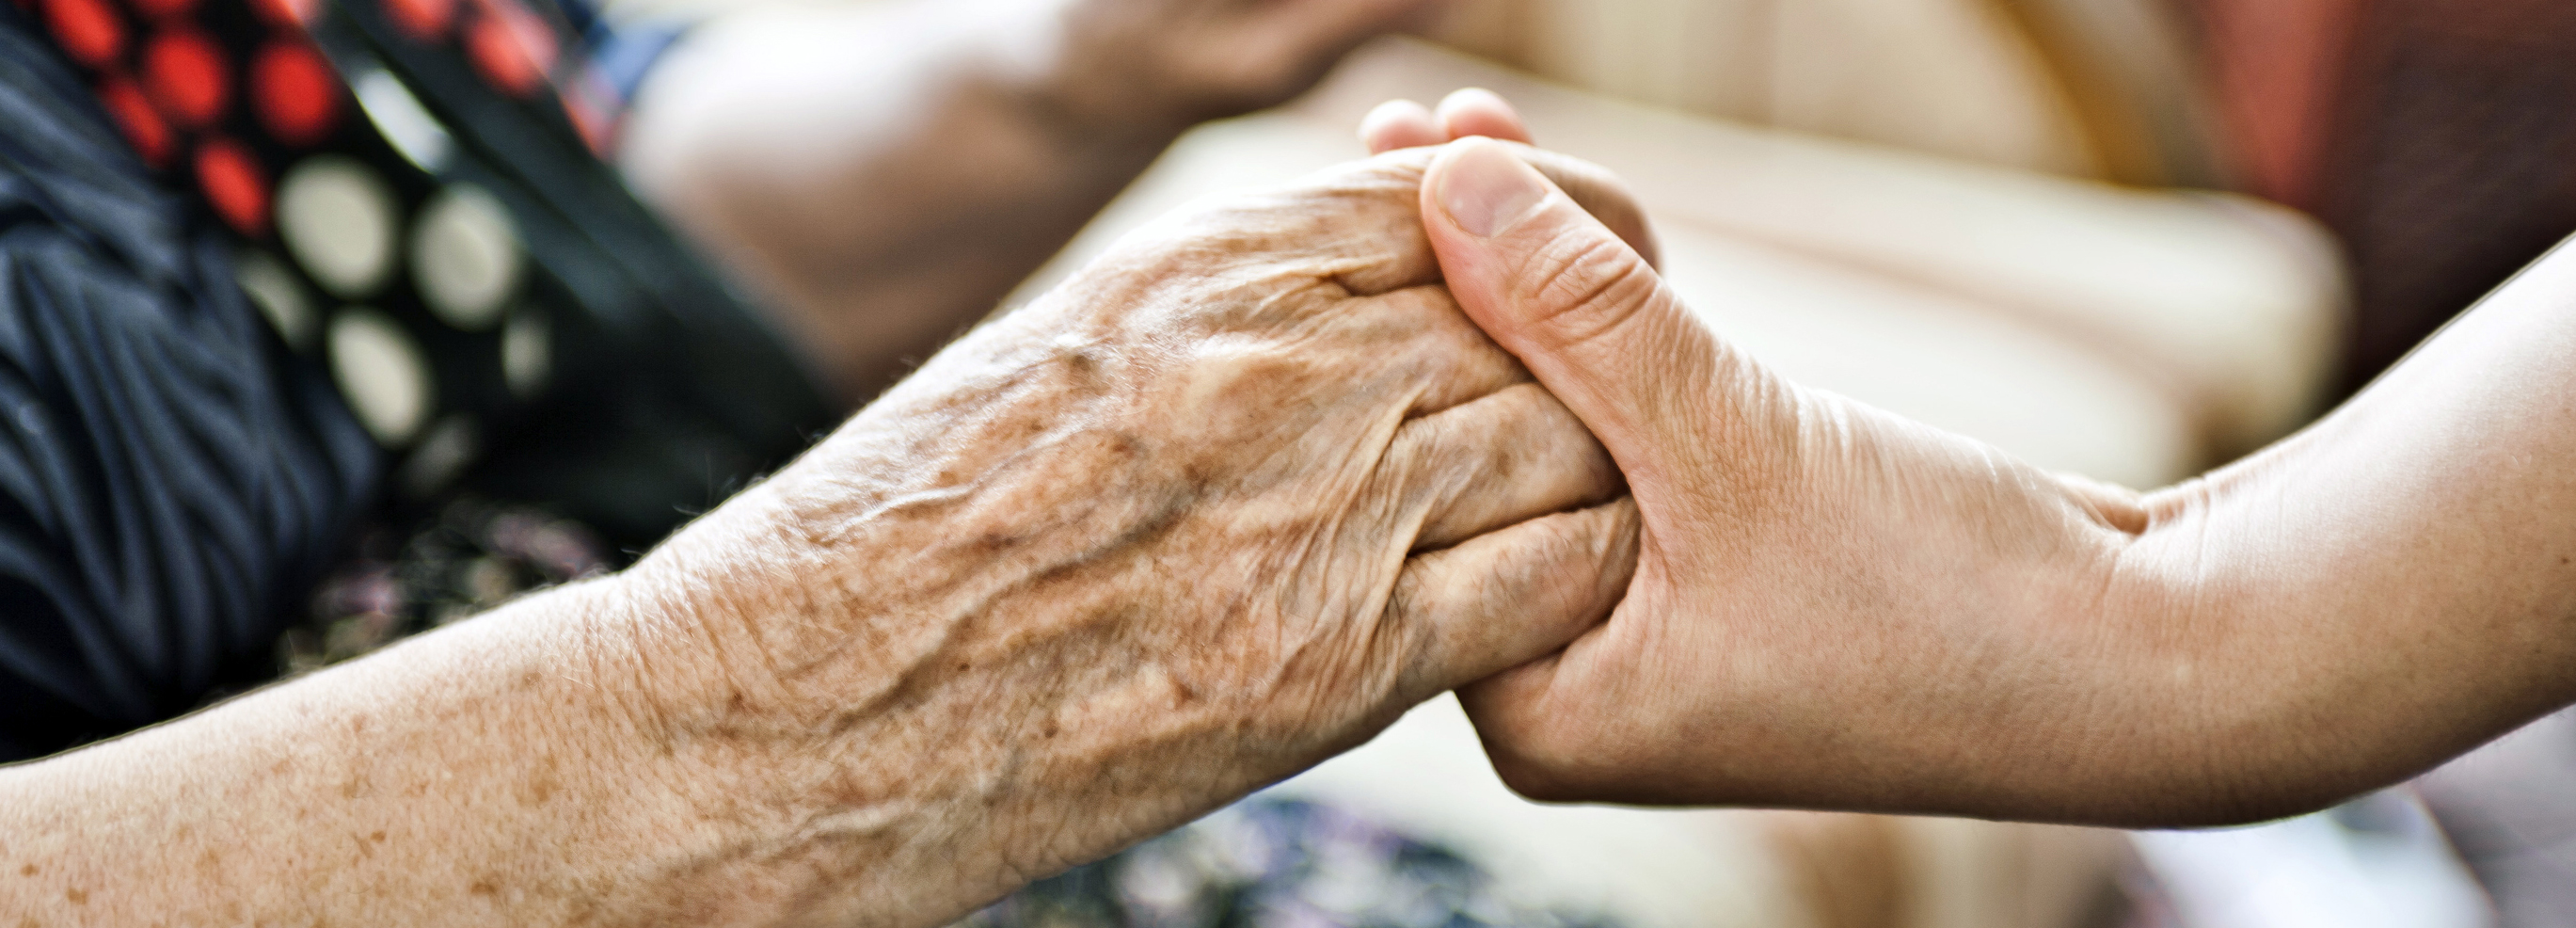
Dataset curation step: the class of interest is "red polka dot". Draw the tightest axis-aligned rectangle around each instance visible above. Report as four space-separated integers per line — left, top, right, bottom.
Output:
129 0 194 21
251 40 341 147
246 0 314 26
143 29 231 128
384 0 453 41
195 136 269 236
42 0 124 69
464 4 553 97
95 75 172 167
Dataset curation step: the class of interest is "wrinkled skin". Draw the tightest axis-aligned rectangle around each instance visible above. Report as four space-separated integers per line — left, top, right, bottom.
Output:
0 145 1653 928
624 145 1653 923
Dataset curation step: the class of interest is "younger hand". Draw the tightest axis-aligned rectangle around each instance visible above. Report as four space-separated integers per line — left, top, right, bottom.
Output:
1398 91 2576 829
1417 135 2230 824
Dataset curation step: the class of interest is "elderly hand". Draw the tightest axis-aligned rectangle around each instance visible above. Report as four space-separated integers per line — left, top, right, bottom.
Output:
630 143 1655 922
1 145 1656 928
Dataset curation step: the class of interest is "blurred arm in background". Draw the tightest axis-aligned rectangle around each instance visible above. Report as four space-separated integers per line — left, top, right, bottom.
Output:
621 0 1446 403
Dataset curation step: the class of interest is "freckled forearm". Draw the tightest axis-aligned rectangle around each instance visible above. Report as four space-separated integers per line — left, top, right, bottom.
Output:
0 578 782 926
605 431 1255 924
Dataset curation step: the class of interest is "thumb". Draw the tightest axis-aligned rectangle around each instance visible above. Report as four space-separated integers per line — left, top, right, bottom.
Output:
1421 138 1734 480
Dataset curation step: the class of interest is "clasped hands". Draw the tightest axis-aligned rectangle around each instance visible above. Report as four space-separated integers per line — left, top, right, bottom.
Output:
18 88 2548 928
596 90 2285 925
39 88 2508 928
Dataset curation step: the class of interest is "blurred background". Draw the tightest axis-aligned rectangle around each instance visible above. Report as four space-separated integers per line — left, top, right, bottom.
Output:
35 0 2573 920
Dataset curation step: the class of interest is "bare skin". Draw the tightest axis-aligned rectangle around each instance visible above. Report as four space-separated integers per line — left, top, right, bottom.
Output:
622 0 1451 402
1403 112 2576 826
0 146 1652 926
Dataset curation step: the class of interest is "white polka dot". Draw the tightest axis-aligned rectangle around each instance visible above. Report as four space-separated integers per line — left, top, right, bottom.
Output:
502 308 549 399
233 249 316 351
278 156 399 299
412 184 521 331
328 309 433 445
352 68 453 172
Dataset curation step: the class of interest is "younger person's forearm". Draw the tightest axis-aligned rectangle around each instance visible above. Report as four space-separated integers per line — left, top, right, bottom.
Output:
2107 239 2576 816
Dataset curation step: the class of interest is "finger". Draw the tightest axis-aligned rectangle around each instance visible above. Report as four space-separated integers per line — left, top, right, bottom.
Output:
1421 137 1725 485
1389 498 1640 697
1381 382 1621 550
1455 607 1646 803
1121 144 1657 304
1455 649 1572 798
1313 284 1537 417
1436 88 1533 145
1362 99 1445 153
1291 145 1660 296
1511 146 1661 270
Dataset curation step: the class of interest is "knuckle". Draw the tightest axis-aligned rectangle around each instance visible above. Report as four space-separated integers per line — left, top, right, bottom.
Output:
1474 699 1606 803
1490 752 1582 803
1489 736 1600 803
1519 231 1658 352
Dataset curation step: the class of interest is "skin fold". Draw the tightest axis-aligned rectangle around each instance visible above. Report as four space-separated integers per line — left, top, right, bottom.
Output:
0 146 1654 927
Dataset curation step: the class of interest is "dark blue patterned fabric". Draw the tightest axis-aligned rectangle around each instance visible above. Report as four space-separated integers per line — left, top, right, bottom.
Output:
0 0 830 760
0 10 378 760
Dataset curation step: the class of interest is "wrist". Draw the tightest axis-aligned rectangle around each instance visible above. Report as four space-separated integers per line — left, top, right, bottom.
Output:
2062 478 2353 824
976 8 1199 152
595 458 1188 925
577 527 954 924
1965 470 2265 824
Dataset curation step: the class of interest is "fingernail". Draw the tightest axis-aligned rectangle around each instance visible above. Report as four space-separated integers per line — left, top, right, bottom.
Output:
1439 138 1550 238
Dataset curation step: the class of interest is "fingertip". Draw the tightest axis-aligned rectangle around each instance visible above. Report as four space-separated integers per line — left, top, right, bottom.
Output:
1393 497 1640 697
1361 99 1444 153
1437 88 1533 144
1424 136 1557 240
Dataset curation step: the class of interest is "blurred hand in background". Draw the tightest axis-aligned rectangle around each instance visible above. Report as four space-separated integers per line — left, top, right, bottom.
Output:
1052 0 1455 127
623 0 1452 403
